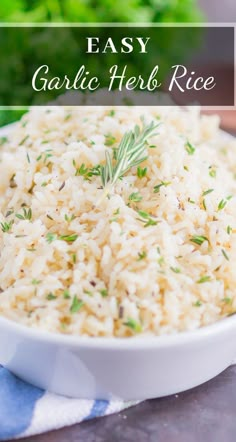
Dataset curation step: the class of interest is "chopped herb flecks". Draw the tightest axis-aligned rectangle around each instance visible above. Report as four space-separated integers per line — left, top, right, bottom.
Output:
193 300 202 307
16 208 32 221
185 141 195 155
100 289 108 297
137 210 158 227
128 192 142 202
59 234 78 243
170 267 181 274
1 220 13 233
137 166 147 179
47 293 57 300
218 199 227 211
63 289 71 299
221 249 229 261
209 166 216 178
137 251 147 261
197 275 211 284
202 189 214 196
190 235 208 246
104 134 116 146
70 296 84 313
227 225 232 235
153 181 171 193
124 317 142 333
46 232 58 243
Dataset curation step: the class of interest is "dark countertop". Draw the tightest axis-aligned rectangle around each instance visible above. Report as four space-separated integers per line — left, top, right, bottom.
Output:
16 364 236 442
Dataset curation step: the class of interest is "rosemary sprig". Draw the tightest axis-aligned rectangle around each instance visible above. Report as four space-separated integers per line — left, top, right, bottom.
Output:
98 118 159 204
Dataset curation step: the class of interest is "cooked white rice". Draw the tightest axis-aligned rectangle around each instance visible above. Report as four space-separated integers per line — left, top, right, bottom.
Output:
0 105 236 337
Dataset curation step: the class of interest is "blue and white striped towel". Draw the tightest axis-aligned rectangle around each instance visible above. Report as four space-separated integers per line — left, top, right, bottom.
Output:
0 366 137 440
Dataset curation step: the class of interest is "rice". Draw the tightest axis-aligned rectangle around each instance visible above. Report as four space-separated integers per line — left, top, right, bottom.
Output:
0 105 236 337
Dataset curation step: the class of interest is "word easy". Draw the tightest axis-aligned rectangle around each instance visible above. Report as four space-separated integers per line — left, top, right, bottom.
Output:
86 37 150 54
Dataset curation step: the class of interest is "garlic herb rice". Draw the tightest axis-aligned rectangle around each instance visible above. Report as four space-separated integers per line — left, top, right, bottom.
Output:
0 105 235 337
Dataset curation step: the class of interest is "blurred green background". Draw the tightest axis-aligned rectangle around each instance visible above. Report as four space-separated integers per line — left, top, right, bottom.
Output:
0 0 203 127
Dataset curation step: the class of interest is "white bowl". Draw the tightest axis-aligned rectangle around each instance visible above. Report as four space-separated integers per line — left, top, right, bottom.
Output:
0 123 235 400
0 315 236 400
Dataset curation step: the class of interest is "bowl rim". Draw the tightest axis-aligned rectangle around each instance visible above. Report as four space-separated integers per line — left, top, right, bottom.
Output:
0 314 236 350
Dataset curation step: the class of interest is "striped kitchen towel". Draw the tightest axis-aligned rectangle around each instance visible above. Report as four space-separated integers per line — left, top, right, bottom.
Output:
0 366 137 440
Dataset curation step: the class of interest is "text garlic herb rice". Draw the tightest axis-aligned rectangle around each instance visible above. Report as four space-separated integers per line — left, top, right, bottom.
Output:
0 106 236 337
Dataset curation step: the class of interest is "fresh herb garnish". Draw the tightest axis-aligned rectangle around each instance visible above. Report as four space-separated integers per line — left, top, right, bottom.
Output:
64 214 76 223
100 289 108 297
70 296 84 313
105 134 116 146
19 135 29 146
99 118 159 203
63 289 71 299
185 141 195 155
47 293 57 300
124 318 142 333
73 161 101 180
209 166 216 178
1 220 13 233
46 232 78 243
128 192 142 202
202 189 214 196
197 275 211 284
170 267 181 273
193 300 202 307
153 181 171 193
137 251 147 261
190 235 208 246
32 279 41 285
108 110 115 117
218 199 227 211
221 249 229 261
137 166 147 179
16 208 32 221
137 210 158 227
0 136 8 145
222 297 232 304
46 232 58 243
59 234 78 243
227 225 232 235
